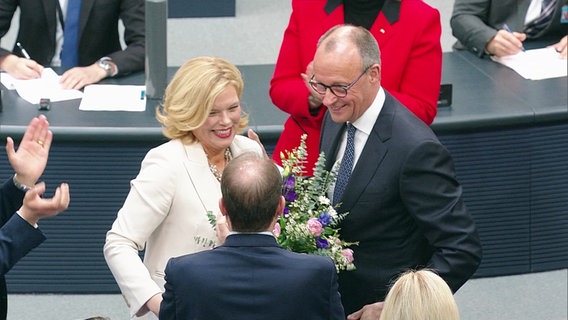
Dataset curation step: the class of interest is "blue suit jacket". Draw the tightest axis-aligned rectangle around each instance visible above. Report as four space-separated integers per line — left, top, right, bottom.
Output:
320 91 482 314
159 234 345 320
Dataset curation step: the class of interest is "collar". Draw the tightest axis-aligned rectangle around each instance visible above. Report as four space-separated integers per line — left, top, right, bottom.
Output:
352 87 385 136
229 231 274 236
222 233 280 247
324 0 401 24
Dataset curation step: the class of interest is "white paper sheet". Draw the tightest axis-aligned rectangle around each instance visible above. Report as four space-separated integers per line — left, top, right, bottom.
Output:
0 72 19 90
79 84 146 112
1 68 83 104
491 47 568 80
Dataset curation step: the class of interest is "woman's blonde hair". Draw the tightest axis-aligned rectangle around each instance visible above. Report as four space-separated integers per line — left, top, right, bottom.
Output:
156 56 248 144
381 269 460 320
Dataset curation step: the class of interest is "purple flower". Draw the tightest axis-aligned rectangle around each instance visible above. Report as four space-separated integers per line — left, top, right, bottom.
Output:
316 237 329 249
318 212 332 226
283 206 290 216
284 191 298 202
284 175 295 190
282 176 298 202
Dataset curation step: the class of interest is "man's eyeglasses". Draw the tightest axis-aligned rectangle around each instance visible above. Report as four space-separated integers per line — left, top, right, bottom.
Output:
309 65 371 98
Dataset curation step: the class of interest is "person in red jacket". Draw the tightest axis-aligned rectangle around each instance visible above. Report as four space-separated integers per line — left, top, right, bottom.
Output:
270 0 442 175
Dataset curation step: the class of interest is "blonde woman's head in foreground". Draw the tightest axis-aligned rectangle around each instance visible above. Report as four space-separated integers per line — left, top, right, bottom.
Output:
381 269 460 320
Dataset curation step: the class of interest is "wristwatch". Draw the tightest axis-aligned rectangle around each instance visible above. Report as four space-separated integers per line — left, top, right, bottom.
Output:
13 174 32 192
97 57 116 77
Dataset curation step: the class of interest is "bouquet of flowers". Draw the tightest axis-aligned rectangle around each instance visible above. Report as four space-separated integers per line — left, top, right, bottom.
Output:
274 134 357 272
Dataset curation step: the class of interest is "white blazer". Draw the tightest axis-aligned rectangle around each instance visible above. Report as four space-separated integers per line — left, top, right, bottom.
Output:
103 136 263 318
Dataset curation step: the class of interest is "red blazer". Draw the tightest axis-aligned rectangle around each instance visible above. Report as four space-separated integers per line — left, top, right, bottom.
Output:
270 0 442 175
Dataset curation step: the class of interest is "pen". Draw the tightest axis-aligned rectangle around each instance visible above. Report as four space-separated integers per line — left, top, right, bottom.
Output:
16 42 31 59
502 24 526 52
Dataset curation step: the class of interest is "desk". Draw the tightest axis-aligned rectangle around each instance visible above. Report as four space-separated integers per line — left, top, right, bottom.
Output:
0 65 287 142
1 52 567 293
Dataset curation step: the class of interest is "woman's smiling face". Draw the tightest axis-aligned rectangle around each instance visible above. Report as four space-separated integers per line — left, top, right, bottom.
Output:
193 86 242 155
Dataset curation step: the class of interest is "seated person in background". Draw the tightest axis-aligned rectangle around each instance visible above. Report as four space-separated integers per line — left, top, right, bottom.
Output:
380 269 460 320
159 153 345 320
0 115 70 319
270 0 442 175
451 0 568 58
0 0 145 89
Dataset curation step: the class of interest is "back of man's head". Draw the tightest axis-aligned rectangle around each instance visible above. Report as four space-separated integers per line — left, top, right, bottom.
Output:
220 153 282 232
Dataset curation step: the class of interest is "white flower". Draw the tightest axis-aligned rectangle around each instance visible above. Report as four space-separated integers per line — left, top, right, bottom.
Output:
319 196 330 205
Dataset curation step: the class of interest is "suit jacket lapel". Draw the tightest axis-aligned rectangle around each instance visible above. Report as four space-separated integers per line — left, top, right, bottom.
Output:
327 92 397 212
182 143 220 213
79 0 95 42
321 114 344 171
42 0 58 43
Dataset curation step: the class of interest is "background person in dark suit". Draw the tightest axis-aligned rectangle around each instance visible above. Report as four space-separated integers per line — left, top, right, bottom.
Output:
0 115 70 319
311 25 482 319
451 0 568 58
0 0 145 89
159 152 345 320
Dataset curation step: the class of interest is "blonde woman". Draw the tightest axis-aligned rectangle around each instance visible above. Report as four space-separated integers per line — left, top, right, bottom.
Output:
381 269 460 320
104 57 264 319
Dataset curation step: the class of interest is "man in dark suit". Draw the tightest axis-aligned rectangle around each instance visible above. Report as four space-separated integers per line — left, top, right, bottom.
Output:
451 0 568 57
0 115 70 319
310 25 483 319
159 153 345 320
0 0 145 89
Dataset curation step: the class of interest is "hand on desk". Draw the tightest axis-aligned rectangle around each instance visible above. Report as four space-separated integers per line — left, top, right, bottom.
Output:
59 63 109 90
485 29 526 57
0 54 43 79
549 36 567 59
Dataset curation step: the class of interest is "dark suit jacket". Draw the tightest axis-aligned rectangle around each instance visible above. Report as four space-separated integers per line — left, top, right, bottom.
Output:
159 234 345 320
0 0 145 76
451 0 568 56
0 178 28 320
320 90 482 314
1 214 45 276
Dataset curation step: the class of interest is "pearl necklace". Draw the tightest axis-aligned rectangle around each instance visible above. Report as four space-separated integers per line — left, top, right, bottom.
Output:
208 148 233 182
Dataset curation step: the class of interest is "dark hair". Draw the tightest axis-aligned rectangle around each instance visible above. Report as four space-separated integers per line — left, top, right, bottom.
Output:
220 153 282 231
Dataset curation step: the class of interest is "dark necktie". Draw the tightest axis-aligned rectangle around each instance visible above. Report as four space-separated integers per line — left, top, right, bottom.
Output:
524 0 557 38
333 123 356 205
61 0 82 67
